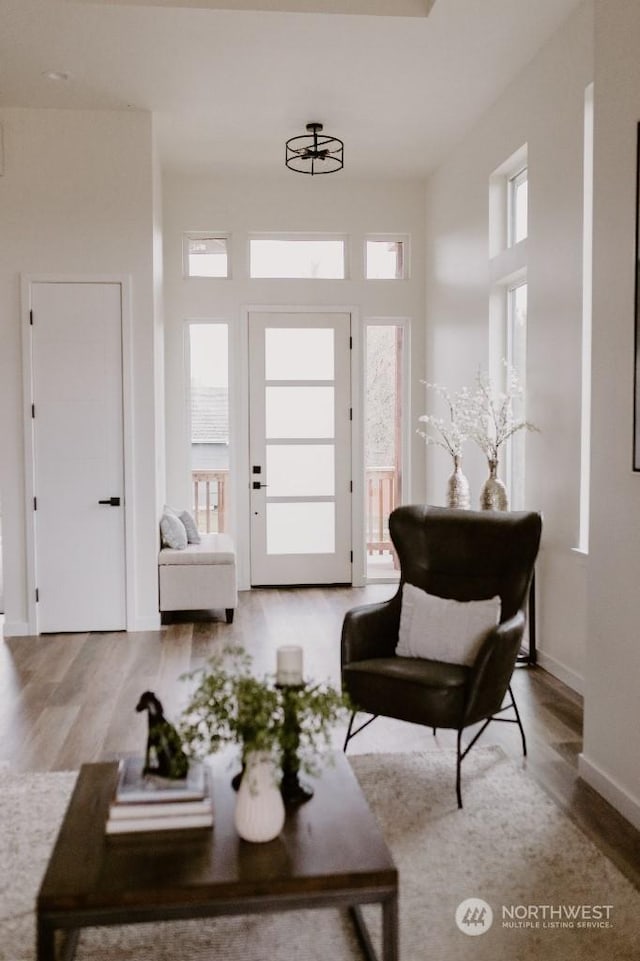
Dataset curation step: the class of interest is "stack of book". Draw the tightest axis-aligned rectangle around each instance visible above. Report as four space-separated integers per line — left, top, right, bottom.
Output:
106 756 214 835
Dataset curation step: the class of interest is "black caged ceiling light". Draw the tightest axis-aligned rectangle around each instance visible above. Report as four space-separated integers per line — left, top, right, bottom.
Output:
285 122 344 175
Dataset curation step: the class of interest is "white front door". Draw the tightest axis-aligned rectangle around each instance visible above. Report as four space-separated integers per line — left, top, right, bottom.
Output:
249 312 352 585
30 282 127 632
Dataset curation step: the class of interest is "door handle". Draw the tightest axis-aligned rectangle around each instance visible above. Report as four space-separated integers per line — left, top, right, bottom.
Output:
252 482 268 490
98 496 121 506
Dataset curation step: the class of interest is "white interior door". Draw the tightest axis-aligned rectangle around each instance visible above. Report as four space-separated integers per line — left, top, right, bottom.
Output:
30 282 126 632
249 312 352 585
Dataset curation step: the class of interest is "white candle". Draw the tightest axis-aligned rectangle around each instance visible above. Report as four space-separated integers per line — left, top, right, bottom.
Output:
276 645 304 685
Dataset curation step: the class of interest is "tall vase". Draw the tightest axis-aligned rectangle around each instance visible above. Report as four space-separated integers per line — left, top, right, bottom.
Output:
479 459 508 511
447 455 471 509
234 750 285 843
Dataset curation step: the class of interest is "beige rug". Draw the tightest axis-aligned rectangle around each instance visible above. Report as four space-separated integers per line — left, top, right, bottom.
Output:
1 748 638 961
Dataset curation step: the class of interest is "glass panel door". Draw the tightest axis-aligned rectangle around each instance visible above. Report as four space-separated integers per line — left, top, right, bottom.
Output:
249 312 352 585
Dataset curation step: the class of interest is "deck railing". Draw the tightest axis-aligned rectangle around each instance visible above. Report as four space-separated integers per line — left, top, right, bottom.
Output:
365 466 399 557
192 466 399 555
192 469 228 533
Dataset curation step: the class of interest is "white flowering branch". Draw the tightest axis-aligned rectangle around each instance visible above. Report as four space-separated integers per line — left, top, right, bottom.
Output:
417 383 468 460
418 365 539 467
463 365 539 463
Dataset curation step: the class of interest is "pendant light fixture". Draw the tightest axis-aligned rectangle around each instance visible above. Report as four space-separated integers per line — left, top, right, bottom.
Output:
285 122 344 175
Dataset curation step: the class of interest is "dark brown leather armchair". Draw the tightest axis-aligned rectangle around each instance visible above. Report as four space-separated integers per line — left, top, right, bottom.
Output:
342 505 542 807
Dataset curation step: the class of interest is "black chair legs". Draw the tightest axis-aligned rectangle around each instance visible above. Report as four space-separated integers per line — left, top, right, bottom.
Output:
342 710 379 752
455 687 527 809
509 684 527 756
344 688 526 811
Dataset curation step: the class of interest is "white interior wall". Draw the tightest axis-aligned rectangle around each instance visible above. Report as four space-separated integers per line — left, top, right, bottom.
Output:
578 0 640 830
0 108 161 634
162 174 426 588
424 1 594 692
153 119 167 516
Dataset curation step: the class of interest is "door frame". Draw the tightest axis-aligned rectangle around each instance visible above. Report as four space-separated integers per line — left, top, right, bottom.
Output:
238 304 363 590
21 274 136 634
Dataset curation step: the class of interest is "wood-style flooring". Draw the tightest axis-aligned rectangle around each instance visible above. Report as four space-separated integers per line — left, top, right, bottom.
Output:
1 584 639 889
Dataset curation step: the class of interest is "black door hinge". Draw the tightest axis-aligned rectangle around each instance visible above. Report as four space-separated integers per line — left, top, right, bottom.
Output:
350 550 353 563
30 310 34 326
31 403 35 418
33 497 37 511
35 588 39 603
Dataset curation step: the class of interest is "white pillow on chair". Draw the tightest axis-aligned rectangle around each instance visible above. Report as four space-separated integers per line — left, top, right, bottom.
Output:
396 583 501 666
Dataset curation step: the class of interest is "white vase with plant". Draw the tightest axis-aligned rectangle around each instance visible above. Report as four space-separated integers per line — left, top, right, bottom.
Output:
179 646 349 842
233 749 285 843
418 382 471 509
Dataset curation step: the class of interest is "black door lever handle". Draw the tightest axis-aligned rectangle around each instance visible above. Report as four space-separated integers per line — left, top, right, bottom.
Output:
98 497 121 506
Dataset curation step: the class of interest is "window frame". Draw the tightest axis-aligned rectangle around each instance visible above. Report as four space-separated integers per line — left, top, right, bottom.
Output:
364 234 410 280
507 167 528 248
505 278 528 510
248 232 348 280
183 231 231 279
184 320 232 535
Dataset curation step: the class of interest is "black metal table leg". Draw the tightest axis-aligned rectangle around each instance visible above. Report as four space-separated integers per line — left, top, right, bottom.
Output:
349 896 398 961
382 894 399 961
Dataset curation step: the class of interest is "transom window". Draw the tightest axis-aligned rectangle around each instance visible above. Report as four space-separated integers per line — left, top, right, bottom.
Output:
366 238 408 279
249 236 346 279
184 233 229 278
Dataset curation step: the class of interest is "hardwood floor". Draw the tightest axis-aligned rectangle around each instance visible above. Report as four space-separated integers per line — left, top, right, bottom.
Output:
1 584 639 889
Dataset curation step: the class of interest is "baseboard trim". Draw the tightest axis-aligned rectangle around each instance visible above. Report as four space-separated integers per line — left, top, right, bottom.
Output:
579 753 640 832
2 620 31 637
131 614 162 632
536 650 584 695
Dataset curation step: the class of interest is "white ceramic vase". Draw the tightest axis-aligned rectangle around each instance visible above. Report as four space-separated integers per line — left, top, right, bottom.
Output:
234 750 285 843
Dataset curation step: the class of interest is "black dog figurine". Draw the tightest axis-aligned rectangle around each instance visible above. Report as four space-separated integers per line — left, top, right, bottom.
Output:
136 691 189 780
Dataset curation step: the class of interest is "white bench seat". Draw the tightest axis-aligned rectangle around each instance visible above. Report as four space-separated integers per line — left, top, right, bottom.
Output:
159 532 237 623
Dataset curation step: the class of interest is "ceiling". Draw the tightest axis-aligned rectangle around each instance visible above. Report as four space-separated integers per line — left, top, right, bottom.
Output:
0 0 584 180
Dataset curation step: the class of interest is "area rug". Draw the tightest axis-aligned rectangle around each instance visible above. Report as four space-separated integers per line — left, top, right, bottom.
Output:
1 748 638 961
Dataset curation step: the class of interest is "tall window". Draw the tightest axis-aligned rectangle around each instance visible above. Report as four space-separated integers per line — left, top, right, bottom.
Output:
506 282 528 509
489 145 529 508
188 323 229 533
508 168 528 246
364 323 406 581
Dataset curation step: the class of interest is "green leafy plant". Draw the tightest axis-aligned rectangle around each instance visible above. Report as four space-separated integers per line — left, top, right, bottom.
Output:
278 681 349 777
179 646 350 773
179 646 280 759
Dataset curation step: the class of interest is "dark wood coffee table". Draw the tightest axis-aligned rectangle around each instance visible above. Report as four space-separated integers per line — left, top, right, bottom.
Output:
37 753 398 961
